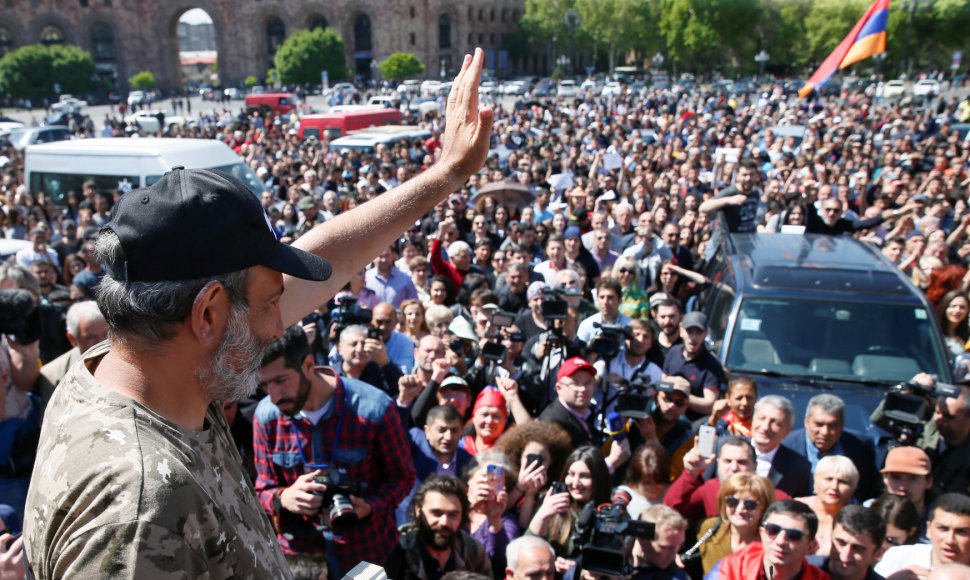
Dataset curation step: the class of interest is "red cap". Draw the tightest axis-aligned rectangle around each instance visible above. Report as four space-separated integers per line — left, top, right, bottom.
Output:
473 386 507 417
557 357 596 382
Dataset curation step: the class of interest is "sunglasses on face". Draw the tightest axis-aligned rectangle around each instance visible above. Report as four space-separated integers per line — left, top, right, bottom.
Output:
618 268 635 275
725 496 760 511
763 523 807 542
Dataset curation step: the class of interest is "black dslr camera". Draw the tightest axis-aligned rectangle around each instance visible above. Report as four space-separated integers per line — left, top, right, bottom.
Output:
574 490 655 577
481 310 516 362
313 467 368 528
541 285 580 320
0 289 41 345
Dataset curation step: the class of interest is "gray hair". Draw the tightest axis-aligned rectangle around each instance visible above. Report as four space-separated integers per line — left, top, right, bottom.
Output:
94 230 249 344
0 259 40 297
66 300 105 337
806 394 845 423
506 536 555 572
754 395 795 428
447 241 471 260
338 324 368 345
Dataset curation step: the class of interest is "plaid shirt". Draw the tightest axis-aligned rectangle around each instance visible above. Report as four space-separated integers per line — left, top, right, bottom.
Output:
253 371 416 573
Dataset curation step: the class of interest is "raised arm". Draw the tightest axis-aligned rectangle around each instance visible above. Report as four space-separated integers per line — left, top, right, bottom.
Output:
280 49 494 326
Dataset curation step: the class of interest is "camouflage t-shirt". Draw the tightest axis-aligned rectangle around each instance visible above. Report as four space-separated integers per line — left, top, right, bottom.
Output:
23 342 293 579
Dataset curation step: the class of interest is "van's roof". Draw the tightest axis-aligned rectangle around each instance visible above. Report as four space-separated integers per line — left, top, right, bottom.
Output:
728 233 916 298
27 137 239 159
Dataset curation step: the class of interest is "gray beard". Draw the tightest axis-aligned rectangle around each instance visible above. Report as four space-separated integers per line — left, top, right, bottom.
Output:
198 305 267 403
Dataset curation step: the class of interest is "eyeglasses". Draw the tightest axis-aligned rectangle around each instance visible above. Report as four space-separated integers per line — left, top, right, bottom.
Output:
618 268 635 275
725 496 760 511
763 523 808 542
493 257 507 262
559 380 593 391
823 207 841 213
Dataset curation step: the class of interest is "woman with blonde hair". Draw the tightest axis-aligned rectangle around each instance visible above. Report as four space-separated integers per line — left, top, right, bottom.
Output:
691 472 777 576
796 455 859 554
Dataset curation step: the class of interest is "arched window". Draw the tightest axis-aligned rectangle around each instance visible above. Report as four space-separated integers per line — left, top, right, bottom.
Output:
438 14 451 50
0 28 12 57
40 24 64 46
354 14 371 52
90 24 115 62
309 15 328 31
266 17 285 55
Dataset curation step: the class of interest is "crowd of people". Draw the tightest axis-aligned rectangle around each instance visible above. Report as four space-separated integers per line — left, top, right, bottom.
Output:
3 58 970 579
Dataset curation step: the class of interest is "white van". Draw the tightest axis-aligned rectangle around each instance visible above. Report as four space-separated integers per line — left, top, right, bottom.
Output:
329 125 431 155
25 138 266 204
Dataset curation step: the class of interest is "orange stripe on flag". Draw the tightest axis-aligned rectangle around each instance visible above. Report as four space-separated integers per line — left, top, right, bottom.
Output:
841 32 886 69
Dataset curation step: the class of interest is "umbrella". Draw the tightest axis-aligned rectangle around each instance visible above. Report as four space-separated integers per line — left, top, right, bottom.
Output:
471 181 535 210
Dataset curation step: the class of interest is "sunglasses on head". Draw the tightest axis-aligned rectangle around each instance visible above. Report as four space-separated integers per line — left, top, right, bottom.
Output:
725 496 760 511
763 523 807 542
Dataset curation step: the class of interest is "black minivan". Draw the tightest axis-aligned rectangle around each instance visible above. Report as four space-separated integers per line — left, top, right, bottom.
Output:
695 233 952 431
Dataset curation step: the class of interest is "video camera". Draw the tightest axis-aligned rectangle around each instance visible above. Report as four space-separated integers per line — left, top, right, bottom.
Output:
612 373 664 419
574 490 655 577
540 285 581 321
881 379 960 446
589 322 633 360
313 466 368 528
330 296 373 341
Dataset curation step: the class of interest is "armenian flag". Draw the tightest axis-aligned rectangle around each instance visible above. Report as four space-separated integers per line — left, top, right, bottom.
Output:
799 0 890 98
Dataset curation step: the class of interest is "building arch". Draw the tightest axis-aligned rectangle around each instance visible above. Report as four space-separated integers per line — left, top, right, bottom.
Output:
30 14 74 46
294 4 335 31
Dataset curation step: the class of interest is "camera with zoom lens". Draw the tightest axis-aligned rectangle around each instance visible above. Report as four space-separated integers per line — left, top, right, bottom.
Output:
574 490 655 577
879 380 960 446
589 322 633 360
313 467 367 528
331 296 373 340
613 373 661 419
541 286 580 321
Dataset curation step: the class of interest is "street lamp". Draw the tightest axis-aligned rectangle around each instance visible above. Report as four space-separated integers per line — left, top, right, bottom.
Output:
440 58 447 79
652 52 664 71
562 9 581 76
557 54 570 74
754 50 769 78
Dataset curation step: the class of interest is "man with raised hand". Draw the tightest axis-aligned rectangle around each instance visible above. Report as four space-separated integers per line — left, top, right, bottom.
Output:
24 48 493 579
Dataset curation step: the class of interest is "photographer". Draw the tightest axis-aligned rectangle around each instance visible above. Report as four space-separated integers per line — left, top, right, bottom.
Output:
522 296 586 416
628 505 689 580
913 373 970 497
593 319 663 404
336 324 404 397
254 325 416 578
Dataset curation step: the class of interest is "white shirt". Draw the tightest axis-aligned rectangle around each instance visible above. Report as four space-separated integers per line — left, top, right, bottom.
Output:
873 543 933 577
755 445 779 478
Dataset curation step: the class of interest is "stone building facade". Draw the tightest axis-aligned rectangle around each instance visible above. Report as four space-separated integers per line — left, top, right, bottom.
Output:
0 0 527 90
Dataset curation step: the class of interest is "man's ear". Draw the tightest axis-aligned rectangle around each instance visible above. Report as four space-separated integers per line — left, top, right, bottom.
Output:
807 537 819 556
190 281 228 347
301 353 315 377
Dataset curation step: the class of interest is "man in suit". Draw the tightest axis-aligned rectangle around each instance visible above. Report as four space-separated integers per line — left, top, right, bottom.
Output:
538 357 629 471
751 394 813 498
781 394 877 501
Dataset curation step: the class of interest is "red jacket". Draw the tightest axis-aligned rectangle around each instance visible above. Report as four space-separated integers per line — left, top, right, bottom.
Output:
715 542 829 580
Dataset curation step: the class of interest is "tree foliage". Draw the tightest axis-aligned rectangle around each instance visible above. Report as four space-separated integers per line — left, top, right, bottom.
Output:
129 70 156 90
380 52 425 80
576 0 652 72
0 44 96 101
273 27 348 85
244 75 259 87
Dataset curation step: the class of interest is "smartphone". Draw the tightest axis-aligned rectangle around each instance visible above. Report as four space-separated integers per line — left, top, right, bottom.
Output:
526 453 543 468
367 327 382 341
698 425 717 458
551 481 569 495
486 464 504 493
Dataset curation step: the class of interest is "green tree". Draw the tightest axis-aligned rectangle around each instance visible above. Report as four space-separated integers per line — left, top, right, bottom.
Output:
128 70 156 90
0 43 96 101
576 0 652 72
274 27 348 85
379 52 425 80
244 75 259 87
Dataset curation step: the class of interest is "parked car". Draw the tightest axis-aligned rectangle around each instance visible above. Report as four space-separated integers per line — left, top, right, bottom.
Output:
396 80 420 94
408 97 441 116
557 80 579 98
224 88 243 100
124 111 195 133
883 80 906 98
601 81 623 97
50 96 87 114
694 233 952 432
913 79 941 98
127 91 146 106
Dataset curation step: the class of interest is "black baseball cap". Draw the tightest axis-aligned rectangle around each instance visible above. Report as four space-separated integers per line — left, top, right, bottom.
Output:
102 167 332 283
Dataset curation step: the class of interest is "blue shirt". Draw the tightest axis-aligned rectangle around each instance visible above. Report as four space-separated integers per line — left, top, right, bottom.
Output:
365 266 417 308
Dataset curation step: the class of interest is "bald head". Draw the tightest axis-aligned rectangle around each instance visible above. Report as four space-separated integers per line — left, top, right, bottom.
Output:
372 302 396 341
